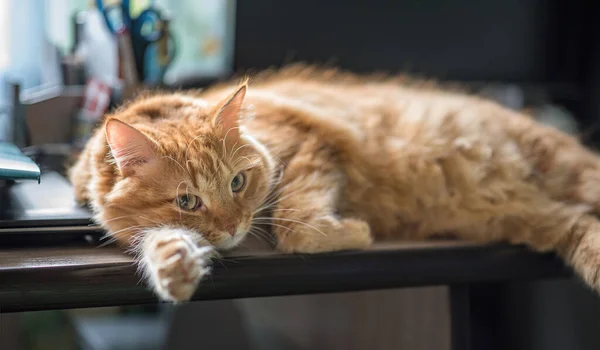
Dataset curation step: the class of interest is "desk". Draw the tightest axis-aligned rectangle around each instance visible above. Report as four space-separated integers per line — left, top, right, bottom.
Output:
0 240 569 313
0 237 578 350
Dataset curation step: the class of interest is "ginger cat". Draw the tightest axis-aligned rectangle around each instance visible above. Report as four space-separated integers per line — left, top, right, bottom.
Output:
70 66 600 302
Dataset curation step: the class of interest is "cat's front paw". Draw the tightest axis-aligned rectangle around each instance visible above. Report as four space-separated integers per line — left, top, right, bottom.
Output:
276 216 373 254
143 231 216 302
340 218 374 249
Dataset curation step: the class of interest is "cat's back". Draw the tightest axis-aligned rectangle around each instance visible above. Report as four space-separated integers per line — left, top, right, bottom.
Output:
205 69 522 156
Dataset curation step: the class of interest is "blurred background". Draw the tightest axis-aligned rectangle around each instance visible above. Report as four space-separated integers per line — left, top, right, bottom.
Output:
2 0 600 349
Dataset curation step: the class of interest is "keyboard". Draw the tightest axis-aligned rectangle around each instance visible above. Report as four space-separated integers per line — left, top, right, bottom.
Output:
0 170 99 245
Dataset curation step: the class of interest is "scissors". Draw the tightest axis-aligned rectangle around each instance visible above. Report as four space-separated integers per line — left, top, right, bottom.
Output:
96 0 175 84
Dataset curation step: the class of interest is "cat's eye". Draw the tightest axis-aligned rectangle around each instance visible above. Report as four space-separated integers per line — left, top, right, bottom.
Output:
176 194 202 211
231 172 246 193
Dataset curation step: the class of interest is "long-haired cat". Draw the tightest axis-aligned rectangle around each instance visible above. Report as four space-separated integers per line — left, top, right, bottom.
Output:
70 65 600 302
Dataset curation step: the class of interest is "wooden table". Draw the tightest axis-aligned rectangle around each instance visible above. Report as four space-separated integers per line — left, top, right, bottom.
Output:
0 240 569 313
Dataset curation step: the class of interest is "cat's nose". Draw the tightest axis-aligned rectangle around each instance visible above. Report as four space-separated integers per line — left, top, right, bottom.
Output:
224 224 237 236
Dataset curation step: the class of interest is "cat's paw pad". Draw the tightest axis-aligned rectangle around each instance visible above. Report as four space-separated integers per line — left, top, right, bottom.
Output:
146 235 215 302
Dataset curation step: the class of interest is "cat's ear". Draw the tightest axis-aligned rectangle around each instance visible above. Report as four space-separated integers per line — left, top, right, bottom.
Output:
213 84 247 140
105 118 157 177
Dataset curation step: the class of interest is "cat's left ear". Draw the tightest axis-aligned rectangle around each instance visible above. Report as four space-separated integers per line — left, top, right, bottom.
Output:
213 84 247 140
105 119 157 177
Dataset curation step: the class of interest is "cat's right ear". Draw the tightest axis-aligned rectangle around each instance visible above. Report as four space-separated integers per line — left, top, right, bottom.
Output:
212 84 247 141
105 119 157 177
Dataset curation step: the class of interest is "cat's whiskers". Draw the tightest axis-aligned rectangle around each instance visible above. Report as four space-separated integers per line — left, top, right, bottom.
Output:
228 141 239 160
251 225 277 243
248 226 276 245
185 159 193 172
129 229 147 246
92 214 137 225
213 258 228 269
251 220 296 234
254 178 303 213
269 208 301 212
98 232 112 241
110 225 147 237
269 167 285 190
128 232 149 257
217 257 241 265
247 165 284 208
221 126 241 159
232 156 255 169
135 275 146 287
249 224 270 235
139 215 162 225
126 243 142 257
253 175 318 214
252 206 300 217
96 236 117 248
97 225 148 248
230 143 251 160
248 227 284 246
253 216 327 237
270 176 319 207
184 134 205 161
261 176 288 200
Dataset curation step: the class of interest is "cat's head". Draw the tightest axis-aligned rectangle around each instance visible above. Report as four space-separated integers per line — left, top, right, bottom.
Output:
102 85 276 250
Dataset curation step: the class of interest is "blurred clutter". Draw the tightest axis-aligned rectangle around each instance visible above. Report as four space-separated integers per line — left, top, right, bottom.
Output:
0 0 234 162
66 0 177 149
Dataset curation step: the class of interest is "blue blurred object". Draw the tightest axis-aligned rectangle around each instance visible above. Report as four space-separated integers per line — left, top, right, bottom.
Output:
96 0 174 84
144 39 175 86
0 142 40 182
144 15 176 86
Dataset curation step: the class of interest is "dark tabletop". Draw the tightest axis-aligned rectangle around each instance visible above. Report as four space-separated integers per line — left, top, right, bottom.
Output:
0 239 571 313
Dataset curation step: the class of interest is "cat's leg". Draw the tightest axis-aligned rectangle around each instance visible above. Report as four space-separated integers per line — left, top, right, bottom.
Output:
511 211 600 293
555 214 600 290
417 133 600 292
453 192 600 293
269 143 373 253
138 226 216 302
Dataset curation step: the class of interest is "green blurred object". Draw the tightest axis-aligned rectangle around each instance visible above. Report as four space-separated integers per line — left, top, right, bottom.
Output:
0 143 41 182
